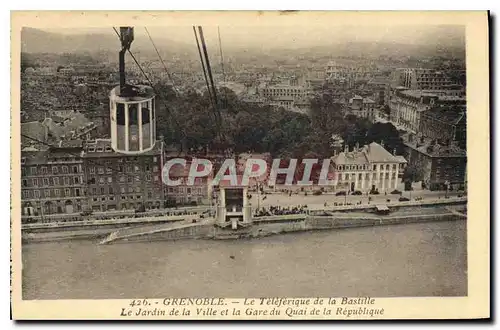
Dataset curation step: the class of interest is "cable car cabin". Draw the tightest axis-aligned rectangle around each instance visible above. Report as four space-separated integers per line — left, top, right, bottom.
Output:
109 84 156 154
109 26 157 155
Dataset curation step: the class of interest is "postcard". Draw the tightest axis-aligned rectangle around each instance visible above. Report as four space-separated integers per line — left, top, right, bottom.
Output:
10 10 490 320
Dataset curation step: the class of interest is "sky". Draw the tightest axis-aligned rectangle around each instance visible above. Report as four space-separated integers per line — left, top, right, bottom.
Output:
42 24 465 50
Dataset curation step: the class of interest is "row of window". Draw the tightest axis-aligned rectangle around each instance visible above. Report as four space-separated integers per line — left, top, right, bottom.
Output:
88 164 159 174
22 165 81 176
22 188 82 199
88 174 159 185
22 176 82 187
92 193 154 203
167 187 205 195
337 164 398 171
91 186 155 195
338 172 397 181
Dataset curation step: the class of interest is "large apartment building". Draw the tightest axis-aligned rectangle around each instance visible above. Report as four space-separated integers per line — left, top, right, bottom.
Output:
403 134 467 191
21 141 87 218
83 139 165 212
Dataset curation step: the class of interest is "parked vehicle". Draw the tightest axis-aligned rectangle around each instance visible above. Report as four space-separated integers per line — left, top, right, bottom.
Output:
352 191 363 195
390 189 402 195
335 191 346 196
399 197 410 202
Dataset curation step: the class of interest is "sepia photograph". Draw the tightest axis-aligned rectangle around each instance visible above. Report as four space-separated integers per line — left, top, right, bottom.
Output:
10 11 489 320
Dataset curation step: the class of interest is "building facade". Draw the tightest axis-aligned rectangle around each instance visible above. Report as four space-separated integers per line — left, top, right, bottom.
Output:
21 141 87 220
404 135 467 191
259 83 310 102
419 106 466 144
83 139 165 212
331 142 407 193
348 95 376 120
389 88 438 133
393 68 460 91
163 158 211 207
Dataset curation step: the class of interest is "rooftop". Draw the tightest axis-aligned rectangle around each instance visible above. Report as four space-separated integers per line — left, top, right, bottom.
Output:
403 133 466 158
422 106 466 125
83 139 162 158
109 84 155 102
400 90 438 99
333 142 407 165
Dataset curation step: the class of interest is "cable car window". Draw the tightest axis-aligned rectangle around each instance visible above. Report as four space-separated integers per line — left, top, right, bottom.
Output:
116 103 125 125
141 102 150 124
128 103 138 125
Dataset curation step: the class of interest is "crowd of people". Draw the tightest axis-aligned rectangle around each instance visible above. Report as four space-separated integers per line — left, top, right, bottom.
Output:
254 205 308 217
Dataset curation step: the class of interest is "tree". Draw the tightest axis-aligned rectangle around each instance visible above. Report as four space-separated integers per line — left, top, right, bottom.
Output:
365 122 405 155
402 163 424 190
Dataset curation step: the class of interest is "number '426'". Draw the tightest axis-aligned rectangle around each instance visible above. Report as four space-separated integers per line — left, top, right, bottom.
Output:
129 299 149 307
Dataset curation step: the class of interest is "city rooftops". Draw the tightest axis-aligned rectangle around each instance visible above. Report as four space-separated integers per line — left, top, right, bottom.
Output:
400 90 438 99
348 95 375 104
403 134 466 158
21 112 95 146
22 150 49 166
83 138 161 157
422 106 466 125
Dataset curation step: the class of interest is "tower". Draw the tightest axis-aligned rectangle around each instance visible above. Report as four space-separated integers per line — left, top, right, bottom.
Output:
109 27 157 154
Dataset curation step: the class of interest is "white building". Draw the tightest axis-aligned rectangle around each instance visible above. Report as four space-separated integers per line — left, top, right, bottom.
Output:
260 83 310 100
331 142 407 193
388 88 438 133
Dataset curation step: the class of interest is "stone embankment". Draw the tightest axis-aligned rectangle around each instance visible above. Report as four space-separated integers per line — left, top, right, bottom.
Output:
98 199 467 244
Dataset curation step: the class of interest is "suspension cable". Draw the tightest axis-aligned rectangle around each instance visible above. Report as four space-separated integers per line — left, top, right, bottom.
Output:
112 27 187 147
193 26 216 111
144 27 179 95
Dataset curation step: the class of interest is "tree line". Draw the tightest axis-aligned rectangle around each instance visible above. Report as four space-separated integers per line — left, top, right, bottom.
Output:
154 83 406 161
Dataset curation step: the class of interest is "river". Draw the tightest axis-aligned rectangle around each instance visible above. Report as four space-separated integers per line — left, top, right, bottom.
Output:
22 220 467 299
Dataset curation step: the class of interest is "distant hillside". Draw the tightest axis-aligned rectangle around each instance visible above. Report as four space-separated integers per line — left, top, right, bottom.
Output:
21 26 465 61
21 28 191 55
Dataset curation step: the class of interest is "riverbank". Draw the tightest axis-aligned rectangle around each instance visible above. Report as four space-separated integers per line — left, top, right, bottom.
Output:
22 199 467 244
101 202 466 244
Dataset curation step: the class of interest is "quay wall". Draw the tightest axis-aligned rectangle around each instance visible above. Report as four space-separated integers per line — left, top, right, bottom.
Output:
102 212 464 244
24 199 467 244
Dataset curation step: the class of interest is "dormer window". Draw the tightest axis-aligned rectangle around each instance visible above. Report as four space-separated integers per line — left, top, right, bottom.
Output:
105 146 112 152
88 147 96 152
21 157 26 165
97 147 104 152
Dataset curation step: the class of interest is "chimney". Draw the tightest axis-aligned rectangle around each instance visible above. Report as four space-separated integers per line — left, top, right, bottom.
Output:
393 148 396 155
380 140 384 148
333 150 337 157
355 142 360 151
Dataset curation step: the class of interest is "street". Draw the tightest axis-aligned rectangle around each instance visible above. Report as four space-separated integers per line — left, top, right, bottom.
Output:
251 188 462 210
